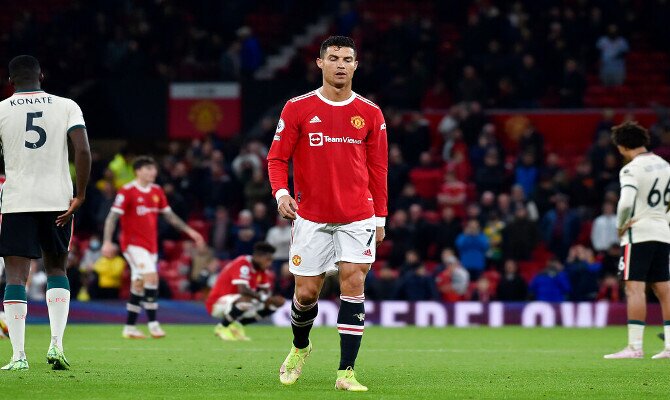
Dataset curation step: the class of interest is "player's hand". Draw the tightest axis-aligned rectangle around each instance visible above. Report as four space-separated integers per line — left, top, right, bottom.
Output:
277 195 298 220
56 196 85 226
101 241 116 258
375 226 385 247
186 228 206 249
618 219 636 238
265 295 286 309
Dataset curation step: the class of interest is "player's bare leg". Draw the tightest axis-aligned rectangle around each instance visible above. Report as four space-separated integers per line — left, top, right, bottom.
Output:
335 262 368 391
605 281 646 359
143 272 164 338
280 274 324 385
651 281 670 359
1 256 30 370
43 251 71 370
123 278 147 339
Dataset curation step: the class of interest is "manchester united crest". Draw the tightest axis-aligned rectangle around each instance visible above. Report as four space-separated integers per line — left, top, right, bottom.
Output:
152 194 160 203
351 115 365 129
292 255 302 266
188 100 223 133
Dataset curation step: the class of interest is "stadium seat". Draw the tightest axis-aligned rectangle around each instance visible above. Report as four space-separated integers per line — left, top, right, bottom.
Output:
162 240 183 261
187 219 212 243
376 241 393 260
409 168 443 199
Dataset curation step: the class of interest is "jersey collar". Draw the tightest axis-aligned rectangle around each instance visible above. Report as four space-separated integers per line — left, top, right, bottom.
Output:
315 88 356 106
14 89 45 95
132 180 153 193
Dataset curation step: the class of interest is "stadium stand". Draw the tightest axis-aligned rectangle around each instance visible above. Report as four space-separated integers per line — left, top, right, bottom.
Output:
3 0 670 305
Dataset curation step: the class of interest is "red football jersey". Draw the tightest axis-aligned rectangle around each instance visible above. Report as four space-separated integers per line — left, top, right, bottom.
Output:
111 181 170 253
267 89 388 223
205 255 272 314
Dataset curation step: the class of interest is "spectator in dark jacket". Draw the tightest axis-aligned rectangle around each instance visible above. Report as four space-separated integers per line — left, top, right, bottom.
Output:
540 194 581 261
559 59 587 107
565 245 601 301
231 209 259 256
497 260 528 301
475 149 505 194
396 264 439 301
435 207 463 252
503 207 539 260
518 125 544 166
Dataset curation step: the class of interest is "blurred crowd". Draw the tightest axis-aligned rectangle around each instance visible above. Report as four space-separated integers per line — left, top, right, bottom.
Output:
7 102 666 304
4 1 670 108
4 0 670 303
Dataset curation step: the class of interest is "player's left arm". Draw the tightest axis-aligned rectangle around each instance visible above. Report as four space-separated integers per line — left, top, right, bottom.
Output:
366 109 389 246
56 121 91 226
162 209 205 248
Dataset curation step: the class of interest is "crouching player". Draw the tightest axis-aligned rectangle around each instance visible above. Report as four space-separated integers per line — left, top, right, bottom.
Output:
206 242 285 341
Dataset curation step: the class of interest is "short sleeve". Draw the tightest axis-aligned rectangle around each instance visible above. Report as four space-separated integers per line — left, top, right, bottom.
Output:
111 189 127 215
231 263 251 286
67 100 86 134
619 166 638 189
158 187 171 213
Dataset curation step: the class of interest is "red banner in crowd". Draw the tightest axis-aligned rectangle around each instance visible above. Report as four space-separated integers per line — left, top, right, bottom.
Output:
424 109 658 155
168 82 241 139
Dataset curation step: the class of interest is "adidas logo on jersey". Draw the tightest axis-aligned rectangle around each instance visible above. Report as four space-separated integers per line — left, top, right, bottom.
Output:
309 116 321 123
362 249 372 257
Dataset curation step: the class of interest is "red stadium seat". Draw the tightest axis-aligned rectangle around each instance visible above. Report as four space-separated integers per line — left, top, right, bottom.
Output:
187 219 212 243
376 241 393 260
409 168 443 199
162 240 182 261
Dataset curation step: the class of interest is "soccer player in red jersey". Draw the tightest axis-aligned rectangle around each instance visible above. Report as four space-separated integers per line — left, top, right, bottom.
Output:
206 242 285 341
102 156 204 339
267 36 388 391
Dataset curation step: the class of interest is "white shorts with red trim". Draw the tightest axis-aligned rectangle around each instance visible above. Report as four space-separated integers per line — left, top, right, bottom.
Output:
123 245 158 281
210 294 262 319
288 215 376 277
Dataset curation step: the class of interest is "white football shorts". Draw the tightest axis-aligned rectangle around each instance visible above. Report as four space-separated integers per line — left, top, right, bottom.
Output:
123 244 158 281
210 294 262 319
288 214 376 276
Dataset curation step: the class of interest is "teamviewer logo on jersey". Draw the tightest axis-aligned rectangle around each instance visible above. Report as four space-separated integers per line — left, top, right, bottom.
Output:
309 132 323 146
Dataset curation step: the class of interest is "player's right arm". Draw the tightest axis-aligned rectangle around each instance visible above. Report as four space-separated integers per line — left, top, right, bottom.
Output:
236 284 262 300
102 190 127 257
617 167 638 237
267 101 300 220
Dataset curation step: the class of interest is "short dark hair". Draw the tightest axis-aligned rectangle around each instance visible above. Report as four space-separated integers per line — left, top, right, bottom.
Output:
319 36 356 58
611 121 650 149
132 156 156 171
253 241 276 256
8 55 41 85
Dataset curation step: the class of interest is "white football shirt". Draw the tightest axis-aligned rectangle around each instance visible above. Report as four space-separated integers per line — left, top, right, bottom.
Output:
0 90 85 213
618 152 670 245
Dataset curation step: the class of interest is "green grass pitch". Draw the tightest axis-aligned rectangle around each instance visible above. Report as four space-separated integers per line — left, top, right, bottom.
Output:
1 325 670 399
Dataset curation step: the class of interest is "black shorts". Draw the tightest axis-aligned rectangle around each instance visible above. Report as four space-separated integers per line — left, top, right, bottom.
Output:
621 241 670 282
0 212 73 259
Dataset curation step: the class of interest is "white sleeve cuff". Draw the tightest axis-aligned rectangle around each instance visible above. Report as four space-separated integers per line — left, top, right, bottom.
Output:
375 217 386 227
275 189 290 203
